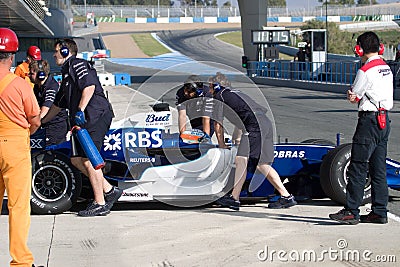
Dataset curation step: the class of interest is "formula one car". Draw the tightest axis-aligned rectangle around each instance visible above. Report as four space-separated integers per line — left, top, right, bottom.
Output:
29 104 400 214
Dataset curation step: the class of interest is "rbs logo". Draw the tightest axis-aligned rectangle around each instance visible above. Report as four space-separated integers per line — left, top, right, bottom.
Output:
125 130 162 148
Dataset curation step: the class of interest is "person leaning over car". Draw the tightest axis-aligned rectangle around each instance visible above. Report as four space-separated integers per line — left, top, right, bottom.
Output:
0 28 42 267
42 38 122 217
330 31 393 225
176 75 214 137
211 72 297 211
14 45 41 88
28 59 68 146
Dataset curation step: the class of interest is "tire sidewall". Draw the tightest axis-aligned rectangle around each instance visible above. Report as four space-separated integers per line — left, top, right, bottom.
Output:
320 143 371 205
31 151 82 214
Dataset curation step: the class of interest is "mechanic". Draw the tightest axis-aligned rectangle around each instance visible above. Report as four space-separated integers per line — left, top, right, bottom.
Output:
42 38 122 217
176 75 214 137
330 31 393 225
14 45 41 88
211 72 297 211
28 59 68 145
0 28 42 267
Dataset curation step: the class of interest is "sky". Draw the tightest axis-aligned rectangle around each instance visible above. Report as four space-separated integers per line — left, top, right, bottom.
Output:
218 0 400 10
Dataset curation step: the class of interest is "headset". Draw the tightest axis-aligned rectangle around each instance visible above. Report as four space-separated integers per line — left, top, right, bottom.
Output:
354 43 384 57
37 60 46 81
212 83 223 93
59 40 70 58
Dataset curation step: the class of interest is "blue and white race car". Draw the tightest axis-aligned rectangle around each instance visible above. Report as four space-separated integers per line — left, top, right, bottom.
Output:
29 104 400 214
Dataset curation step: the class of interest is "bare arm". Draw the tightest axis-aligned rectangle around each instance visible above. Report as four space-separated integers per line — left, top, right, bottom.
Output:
40 106 50 119
202 116 210 136
178 109 187 134
28 114 41 135
214 120 229 149
41 104 61 124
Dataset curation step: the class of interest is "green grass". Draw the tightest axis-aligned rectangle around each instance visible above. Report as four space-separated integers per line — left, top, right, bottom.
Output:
216 31 243 48
131 33 171 57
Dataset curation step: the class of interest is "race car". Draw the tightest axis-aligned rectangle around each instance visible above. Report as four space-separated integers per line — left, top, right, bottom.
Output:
29 104 400 214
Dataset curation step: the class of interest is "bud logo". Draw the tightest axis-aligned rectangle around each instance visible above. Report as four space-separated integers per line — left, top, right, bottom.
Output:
104 133 122 151
104 130 163 151
145 111 172 127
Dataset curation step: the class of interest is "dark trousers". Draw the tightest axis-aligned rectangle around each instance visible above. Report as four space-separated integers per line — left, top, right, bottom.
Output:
345 112 390 218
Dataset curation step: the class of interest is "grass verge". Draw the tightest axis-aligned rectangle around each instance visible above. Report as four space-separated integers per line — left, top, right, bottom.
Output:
131 33 171 57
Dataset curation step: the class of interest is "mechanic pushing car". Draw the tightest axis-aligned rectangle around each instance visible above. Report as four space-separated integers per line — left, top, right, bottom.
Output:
330 31 393 225
211 72 297 211
42 38 122 217
29 59 68 146
176 75 214 137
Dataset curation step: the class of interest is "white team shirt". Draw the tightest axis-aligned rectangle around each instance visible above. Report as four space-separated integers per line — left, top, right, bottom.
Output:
351 55 393 111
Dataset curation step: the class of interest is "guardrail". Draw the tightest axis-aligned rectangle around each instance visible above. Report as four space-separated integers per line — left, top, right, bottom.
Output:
248 60 400 99
248 60 360 85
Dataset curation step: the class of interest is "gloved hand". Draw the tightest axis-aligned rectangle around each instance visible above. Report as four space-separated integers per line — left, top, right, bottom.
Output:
199 133 211 143
74 110 86 126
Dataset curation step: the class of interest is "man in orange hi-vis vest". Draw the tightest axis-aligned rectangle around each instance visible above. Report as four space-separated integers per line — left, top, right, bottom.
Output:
0 28 42 267
14 45 41 88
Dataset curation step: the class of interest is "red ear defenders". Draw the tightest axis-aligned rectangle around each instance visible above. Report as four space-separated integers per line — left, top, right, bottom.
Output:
37 60 46 81
354 43 384 57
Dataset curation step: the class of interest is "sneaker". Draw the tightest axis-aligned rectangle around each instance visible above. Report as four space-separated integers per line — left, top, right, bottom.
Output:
78 201 110 217
215 194 240 211
268 195 297 209
104 186 123 210
329 209 359 225
360 211 388 224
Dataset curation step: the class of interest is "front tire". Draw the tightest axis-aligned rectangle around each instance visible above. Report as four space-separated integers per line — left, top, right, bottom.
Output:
320 143 371 205
31 150 82 214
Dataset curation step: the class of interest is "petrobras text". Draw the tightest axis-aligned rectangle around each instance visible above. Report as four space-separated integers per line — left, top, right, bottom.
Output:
274 150 305 159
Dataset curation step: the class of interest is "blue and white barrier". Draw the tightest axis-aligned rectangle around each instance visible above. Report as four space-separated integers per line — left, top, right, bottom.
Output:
53 73 131 87
98 15 398 24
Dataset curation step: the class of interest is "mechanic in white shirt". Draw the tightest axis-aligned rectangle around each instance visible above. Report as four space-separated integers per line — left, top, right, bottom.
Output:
330 31 393 225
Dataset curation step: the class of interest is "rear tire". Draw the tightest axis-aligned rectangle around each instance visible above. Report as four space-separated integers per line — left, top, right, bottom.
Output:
31 150 82 214
320 143 371 205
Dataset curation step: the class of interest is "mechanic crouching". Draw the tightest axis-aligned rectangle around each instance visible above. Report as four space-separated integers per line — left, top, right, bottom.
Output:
330 31 393 225
176 75 214 138
211 72 297 211
42 39 123 217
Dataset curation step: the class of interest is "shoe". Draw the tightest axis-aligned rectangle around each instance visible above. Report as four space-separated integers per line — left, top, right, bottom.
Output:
268 195 297 209
329 209 359 225
360 211 388 224
215 194 240 211
104 186 123 210
78 201 110 217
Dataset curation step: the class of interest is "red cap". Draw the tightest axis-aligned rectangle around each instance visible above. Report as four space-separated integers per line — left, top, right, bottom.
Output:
27 45 41 60
0 28 19 53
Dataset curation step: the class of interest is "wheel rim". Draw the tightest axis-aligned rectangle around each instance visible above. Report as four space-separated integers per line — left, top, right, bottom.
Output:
32 165 69 202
